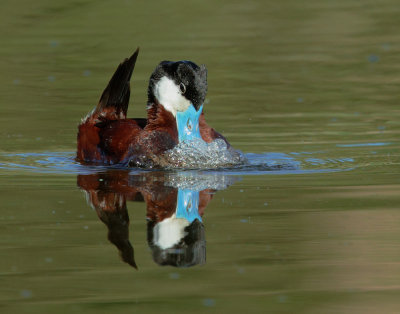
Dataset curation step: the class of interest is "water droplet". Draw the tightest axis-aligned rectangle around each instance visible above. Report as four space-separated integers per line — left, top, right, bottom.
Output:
169 272 180 279
368 55 379 63
49 40 59 48
237 267 245 274
20 290 33 299
382 43 390 51
202 298 216 307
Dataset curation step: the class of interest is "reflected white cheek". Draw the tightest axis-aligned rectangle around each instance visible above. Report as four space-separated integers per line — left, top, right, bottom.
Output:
153 214 190 249
153 76 191 116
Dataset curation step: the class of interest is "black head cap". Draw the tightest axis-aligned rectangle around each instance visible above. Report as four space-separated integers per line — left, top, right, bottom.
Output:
147 60 208 110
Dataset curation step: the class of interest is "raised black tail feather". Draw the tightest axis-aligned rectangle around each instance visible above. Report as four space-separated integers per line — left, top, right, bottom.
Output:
96 47 140 118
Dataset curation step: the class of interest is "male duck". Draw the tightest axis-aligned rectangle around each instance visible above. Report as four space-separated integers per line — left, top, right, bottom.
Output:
77 48 229 167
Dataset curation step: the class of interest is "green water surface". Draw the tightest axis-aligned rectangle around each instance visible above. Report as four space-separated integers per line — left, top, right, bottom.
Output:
1 1 400 313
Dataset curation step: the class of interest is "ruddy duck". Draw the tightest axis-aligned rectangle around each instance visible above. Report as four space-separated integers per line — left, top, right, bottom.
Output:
77 48 230 168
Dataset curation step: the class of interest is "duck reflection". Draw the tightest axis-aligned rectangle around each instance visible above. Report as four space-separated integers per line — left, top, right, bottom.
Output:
77 170 235 269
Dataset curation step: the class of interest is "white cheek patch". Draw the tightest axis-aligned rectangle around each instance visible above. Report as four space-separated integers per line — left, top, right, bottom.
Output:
153 76 191 116
153 214 190 249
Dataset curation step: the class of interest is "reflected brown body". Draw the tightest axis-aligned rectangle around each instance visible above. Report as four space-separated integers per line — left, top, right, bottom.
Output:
79 170 212 221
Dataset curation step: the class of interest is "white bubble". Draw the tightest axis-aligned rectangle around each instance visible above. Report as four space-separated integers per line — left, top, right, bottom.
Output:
162 139 246 169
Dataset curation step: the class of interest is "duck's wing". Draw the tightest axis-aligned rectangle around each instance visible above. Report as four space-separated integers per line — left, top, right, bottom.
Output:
95 47 139 120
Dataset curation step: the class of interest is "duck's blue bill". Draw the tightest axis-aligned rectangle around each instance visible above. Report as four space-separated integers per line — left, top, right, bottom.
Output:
175 189 202 223
176 104 204 142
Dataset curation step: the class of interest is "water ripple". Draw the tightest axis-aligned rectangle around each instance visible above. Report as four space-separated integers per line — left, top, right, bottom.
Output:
0 149 354 176
336 142 391 148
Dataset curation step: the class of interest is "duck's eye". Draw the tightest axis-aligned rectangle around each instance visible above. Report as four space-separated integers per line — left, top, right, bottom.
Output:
179 82 186 94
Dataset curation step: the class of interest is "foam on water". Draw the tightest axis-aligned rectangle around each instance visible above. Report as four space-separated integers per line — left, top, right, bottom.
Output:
161 139 246 169
161 171 239 191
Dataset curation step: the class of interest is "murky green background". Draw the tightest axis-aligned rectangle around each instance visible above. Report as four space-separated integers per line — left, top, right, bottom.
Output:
1 0 400 313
